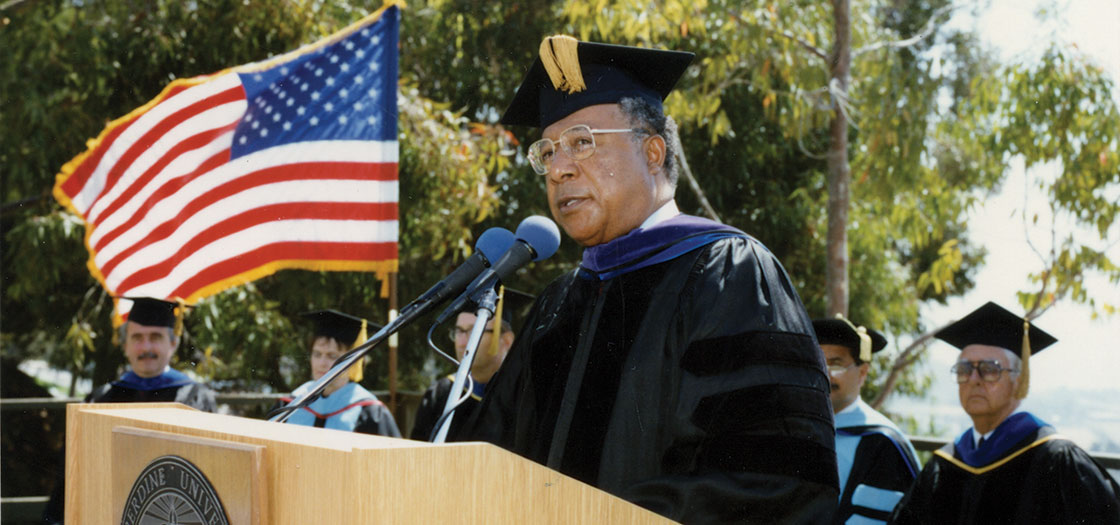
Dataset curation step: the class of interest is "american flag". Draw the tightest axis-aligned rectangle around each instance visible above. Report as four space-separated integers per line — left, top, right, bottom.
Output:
53 5 400 320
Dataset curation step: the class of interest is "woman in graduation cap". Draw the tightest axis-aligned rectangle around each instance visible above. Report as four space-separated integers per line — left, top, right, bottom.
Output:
889 302 1120 524
277 310 401 437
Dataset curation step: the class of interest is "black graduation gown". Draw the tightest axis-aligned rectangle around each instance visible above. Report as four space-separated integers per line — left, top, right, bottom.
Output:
87 381 217 411
835 432 919 523
890 425 1120 524
409 376 480 442
460 235 838 523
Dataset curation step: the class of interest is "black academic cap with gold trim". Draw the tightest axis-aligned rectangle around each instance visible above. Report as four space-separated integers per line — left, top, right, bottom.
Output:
813 316 888 363
935 302 1057 354
500 35 694 128
124 297 180 329
302 310 381 348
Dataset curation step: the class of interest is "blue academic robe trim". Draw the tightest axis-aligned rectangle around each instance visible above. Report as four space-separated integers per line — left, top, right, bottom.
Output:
834 399 920 494
954 412 1048 468
579 214 745 280
285 381 383 432
113 369 194 391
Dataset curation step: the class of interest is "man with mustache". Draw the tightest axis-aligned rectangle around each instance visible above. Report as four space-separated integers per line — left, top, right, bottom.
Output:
890 302 1120 524
459 36 837 523
814 316 919 524
84 297 216 407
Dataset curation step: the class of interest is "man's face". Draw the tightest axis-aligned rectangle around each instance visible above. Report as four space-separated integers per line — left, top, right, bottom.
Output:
542 104 664 246
957 344 1019 422
453 312 514 382
822 343 868 413
123 322 177 378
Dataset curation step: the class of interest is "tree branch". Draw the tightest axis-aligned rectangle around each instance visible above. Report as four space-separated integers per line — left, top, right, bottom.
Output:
668 117 721 222
854 4 957 57
868 324 945 410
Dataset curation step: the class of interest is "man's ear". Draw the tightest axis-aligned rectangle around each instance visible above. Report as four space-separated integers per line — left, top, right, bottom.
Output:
644 134 666 173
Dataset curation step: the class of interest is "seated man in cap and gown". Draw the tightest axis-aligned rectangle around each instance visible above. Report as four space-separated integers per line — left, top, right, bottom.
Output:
86 297 217 408
459 36 838 523
890 302 1120 524
814 316 920 524
277 309 401 437
42 297 218 524
410 287 527 441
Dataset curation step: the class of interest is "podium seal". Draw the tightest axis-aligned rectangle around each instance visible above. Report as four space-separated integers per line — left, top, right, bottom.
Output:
121 455 229 525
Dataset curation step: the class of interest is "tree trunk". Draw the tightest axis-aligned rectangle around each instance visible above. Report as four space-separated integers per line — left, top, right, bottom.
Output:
827 0 852 317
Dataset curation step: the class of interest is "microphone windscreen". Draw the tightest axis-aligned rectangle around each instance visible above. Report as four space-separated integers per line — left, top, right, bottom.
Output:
514 216 561 261
476 227 516 263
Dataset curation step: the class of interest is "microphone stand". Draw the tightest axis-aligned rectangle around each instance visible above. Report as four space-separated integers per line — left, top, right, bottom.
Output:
432 285 499 443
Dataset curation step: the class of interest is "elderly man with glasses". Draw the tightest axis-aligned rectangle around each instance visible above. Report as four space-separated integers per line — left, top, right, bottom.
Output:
814 316 919 524
890 302 1120 524
457 35 837 523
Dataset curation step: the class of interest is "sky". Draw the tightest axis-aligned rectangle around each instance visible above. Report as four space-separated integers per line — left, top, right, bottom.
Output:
891 0 1120 450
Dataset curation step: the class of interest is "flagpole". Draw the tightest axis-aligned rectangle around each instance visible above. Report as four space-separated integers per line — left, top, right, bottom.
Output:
388 271 399 413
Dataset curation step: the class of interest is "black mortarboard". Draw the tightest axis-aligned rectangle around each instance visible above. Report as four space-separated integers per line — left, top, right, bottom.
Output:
496 287 535 330
812 315 888 363
125 297 180 329
935 302 1057 354
935 301 1057 399
301 309 380 348
500 35 694 128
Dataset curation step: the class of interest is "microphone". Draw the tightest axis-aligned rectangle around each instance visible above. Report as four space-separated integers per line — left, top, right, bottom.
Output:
434 216 560 325
409 227 515 308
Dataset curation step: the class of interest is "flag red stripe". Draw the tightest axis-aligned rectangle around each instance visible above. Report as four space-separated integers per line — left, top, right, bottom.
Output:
112 201 398 291
164 241 398 299
94 160 397 261
60 83 196 199
90 124 237 241
92 148 230 254
84 86 245 217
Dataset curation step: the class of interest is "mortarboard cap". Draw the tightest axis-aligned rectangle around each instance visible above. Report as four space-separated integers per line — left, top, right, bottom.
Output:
124 297 180 329
500 35 694 128
302 309 381 348
302 309 383 382
935 301 1057 399
934 302 1057 354
813 315 887 363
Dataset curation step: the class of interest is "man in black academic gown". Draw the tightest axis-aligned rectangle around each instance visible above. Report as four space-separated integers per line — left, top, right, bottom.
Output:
410 288 525 441
43 297 217 523
458 35 838 523
85 298 216 408
815 316 920 524
890 302 1120 524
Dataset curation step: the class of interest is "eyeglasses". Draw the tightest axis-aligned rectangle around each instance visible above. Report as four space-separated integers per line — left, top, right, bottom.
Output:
448 326 472 342
527 124 648 175
951 360 1017 383
827 363 858 376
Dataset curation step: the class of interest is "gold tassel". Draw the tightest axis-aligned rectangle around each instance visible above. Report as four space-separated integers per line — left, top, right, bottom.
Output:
539 35 586 94
487 287 506 357
835 313 872 362
349 320 367 382
1015 319 1031 399
173 299 185 339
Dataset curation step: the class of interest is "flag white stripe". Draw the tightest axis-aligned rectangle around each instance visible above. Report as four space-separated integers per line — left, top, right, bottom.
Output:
101 178 398 287
71 73 243 213
116 219 399 299
92 139 397 261
86 101 247 225
88 129 236 249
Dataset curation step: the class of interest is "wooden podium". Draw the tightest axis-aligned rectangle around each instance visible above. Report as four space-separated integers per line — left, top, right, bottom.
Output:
65 403 673 524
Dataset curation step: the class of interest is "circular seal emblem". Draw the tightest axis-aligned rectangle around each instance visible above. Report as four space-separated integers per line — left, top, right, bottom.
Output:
120 455 229 525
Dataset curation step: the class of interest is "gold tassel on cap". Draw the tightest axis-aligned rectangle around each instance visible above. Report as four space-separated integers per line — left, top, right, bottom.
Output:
487 287 506 357
1015 319 1031 399
349 320 367 382
539 35 586 94
835 313 872 362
